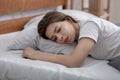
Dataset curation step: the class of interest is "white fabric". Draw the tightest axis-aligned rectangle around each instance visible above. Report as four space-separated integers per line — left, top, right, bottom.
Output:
0 49 120 80
58 9 97 21
79 18 120 59
0 31 20 52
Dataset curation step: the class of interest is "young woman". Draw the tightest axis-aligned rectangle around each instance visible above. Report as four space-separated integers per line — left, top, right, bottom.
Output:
22 11 120 68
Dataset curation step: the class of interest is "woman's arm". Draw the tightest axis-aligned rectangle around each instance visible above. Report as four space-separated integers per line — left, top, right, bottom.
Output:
22 37 95 67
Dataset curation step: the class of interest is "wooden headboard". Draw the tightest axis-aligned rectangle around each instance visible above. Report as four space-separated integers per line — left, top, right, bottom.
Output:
0 0 68 34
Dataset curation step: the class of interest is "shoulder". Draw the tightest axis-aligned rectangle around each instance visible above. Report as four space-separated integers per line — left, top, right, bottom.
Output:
78 19 100 43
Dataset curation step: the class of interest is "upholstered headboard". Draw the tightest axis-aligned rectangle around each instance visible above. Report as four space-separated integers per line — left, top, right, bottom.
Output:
0 0 68 34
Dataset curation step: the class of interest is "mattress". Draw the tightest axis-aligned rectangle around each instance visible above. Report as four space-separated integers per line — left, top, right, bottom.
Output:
0 29 120 80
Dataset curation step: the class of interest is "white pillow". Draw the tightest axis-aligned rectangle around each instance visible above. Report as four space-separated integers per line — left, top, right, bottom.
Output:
58 9 97 21
7 14 43 50
7 26 39 50
8 10 96 54
23 15 45 28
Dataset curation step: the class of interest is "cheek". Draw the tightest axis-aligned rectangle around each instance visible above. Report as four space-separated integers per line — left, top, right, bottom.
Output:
66 25 76 41
65 25 75 34
46 29 52 39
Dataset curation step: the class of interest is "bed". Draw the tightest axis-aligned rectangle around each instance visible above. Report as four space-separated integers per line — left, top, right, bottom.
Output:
0 0 120 80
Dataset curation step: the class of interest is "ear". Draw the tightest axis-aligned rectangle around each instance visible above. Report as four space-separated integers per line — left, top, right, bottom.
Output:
64 17 73 23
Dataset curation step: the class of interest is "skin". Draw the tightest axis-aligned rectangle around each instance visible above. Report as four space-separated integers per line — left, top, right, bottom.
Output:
22 20 95 67
45 20 79 44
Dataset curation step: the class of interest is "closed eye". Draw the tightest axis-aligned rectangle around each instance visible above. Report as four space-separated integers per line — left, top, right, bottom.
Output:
51 26 60 41
56 26 61 33
57 27 61 32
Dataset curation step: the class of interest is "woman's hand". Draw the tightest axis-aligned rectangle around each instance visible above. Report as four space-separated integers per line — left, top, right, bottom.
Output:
22 47 39 60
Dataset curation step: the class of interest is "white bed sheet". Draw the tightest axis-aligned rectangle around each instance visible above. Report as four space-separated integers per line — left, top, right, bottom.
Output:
0 32 120 80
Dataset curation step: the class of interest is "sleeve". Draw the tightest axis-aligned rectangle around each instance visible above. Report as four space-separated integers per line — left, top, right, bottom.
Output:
79 21 100 43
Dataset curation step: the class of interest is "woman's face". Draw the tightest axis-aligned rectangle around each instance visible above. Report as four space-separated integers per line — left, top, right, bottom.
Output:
45 20 76 44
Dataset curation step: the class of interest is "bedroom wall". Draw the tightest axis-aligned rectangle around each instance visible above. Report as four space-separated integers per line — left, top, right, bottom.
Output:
110 0 120 22
70 0 120 22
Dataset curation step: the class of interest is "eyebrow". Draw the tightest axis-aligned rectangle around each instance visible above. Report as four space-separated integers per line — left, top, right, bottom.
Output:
54 26 57 33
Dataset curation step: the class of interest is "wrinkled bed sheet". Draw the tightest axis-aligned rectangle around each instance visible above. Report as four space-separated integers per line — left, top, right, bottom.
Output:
0 33 120 80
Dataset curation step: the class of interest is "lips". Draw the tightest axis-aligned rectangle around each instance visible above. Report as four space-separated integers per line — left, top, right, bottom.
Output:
64 36 69 43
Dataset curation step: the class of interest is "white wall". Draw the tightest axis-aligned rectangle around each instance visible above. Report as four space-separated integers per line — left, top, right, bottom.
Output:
110 0 120 22
71 0 120 22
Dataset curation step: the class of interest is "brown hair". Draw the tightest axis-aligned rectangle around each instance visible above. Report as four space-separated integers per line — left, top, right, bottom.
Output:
38 11 77 39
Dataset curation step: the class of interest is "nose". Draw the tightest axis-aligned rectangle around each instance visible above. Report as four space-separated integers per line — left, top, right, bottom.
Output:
55 33 64 41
